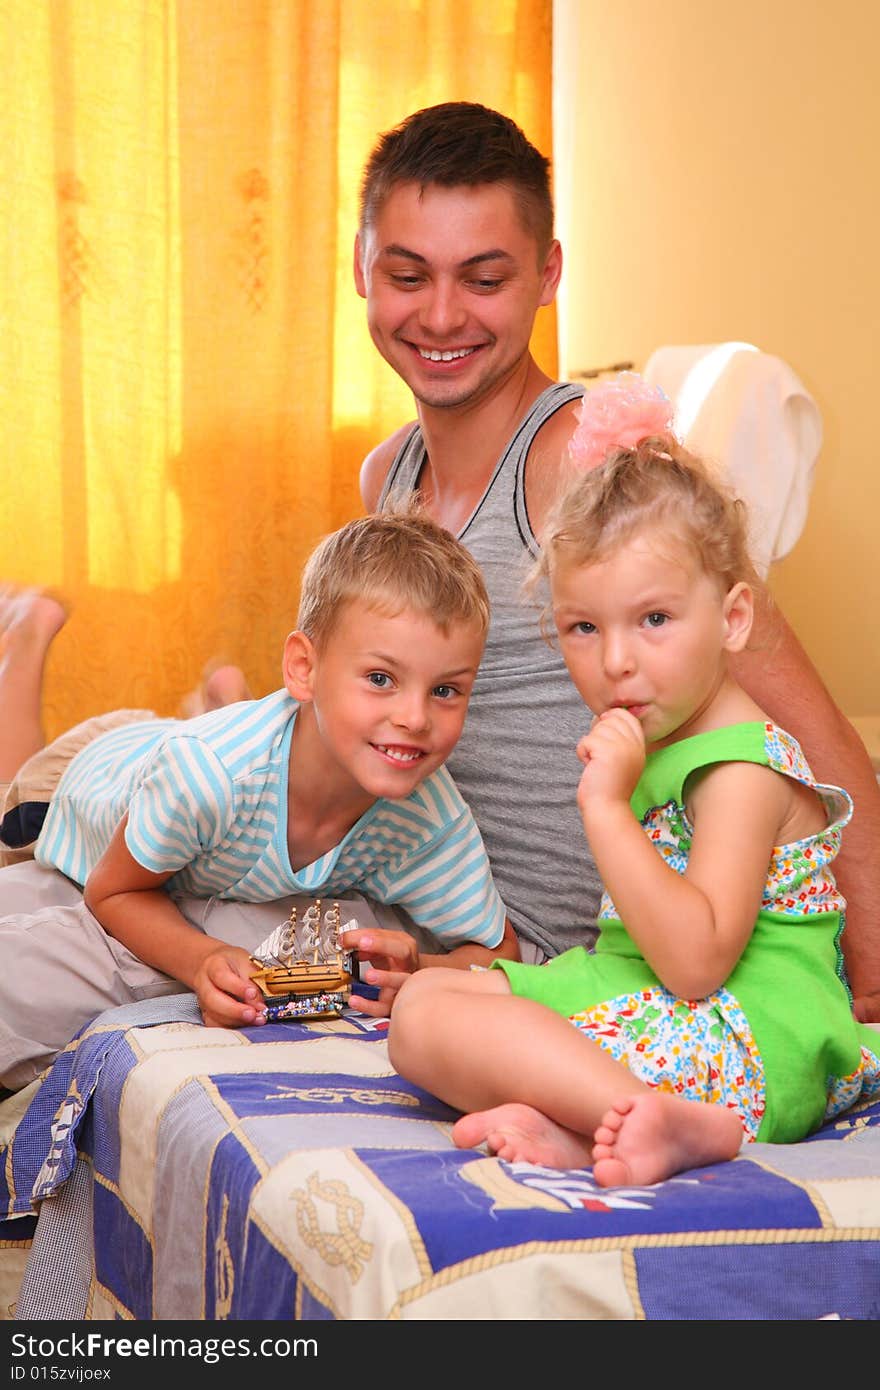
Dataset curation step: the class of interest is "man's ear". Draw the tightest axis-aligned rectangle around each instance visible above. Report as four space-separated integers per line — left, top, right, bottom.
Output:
283 630 318 701
353 232 367 299
722 582 754 653
538 239 563 306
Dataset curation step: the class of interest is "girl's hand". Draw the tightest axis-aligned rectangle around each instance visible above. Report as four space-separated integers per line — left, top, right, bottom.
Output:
193 946 267 1029
576 707 647 817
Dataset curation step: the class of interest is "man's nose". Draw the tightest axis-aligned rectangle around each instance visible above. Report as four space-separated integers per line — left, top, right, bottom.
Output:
418 281 467 336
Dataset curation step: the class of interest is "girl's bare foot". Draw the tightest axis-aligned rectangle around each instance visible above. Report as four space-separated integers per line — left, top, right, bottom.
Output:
177 662 252 718
591 1093 744 1188
453 1102 594 1168
0 588 67 655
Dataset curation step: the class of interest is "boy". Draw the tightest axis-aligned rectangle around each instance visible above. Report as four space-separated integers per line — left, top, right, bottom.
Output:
0 509 517 1090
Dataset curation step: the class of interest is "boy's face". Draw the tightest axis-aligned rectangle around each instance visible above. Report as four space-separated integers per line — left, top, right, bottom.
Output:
354 180 560 413
287 597 485 801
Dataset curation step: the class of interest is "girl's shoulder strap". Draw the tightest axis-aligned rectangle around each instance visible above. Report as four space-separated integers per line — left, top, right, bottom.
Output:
633 720 852 831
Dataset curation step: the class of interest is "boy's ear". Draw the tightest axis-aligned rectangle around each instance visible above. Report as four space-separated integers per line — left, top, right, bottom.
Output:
283 630 318 701
722 582 754 653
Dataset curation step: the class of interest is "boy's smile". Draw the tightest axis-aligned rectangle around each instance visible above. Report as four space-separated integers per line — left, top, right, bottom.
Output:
284 598 485 860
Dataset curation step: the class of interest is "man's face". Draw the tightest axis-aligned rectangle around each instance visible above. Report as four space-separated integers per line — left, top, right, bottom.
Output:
354 181 561 412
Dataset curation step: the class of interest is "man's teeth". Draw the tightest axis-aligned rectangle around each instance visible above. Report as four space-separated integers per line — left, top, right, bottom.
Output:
376 745 422 763
417 347 476 362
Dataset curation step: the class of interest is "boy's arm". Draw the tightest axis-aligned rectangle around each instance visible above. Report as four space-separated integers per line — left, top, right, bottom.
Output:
343 917 520 1018
731 593 880 1021
83 818 264 1028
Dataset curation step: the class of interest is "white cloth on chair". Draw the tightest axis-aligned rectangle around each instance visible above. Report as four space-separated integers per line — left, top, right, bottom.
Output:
642 342 822 576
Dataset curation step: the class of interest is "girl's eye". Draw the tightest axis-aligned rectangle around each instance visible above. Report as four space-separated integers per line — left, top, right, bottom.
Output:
645 612 668 628
574 621 596 635
432 684 457 700
367 671 392 688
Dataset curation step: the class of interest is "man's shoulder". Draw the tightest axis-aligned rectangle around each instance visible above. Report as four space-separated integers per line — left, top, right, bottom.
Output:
360 421 419 510
524 386 584 535
531 386 582 450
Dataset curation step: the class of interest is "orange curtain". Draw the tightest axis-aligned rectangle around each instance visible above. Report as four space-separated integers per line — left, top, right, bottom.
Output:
1 0 555 738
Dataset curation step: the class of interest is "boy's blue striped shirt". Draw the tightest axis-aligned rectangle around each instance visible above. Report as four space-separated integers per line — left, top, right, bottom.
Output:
35 690 505 948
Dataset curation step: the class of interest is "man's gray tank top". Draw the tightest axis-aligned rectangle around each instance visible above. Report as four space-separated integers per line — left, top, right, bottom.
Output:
378 382 601 958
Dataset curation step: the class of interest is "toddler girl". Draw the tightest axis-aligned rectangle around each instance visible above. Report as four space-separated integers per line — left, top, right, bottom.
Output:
388 374 880 1188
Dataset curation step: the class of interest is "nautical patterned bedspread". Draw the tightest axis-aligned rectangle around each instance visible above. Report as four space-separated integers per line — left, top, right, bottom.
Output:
2 996 879 1321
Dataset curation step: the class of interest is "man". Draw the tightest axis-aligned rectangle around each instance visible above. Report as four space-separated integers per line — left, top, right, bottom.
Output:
353 101 880 1020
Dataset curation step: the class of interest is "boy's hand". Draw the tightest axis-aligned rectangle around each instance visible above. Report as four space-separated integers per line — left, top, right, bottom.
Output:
193 945 267 1029
341 927 418 1018
576 707 646 817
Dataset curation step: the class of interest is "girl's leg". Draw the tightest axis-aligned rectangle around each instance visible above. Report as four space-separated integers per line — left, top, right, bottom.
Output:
389 970 744 1185
390 969 646 1162
0 590 67 779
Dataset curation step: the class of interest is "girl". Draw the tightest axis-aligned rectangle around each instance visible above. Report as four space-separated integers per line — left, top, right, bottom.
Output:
388 373 880 1188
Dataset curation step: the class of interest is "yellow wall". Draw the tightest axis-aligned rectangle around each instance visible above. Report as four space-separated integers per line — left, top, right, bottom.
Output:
553 0 880 719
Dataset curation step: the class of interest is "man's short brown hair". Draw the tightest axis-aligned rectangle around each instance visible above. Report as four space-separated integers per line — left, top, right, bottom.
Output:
360 102 553 253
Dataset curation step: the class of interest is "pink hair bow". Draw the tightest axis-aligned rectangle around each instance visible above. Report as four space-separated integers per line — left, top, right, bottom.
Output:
567 371 675 471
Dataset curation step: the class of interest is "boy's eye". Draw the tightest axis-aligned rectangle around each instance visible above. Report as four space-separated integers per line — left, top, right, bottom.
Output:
432 684 458 700
367 671 392 688
574 621 596 635
645 612 668 628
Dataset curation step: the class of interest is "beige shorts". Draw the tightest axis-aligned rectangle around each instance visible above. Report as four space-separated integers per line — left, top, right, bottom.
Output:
0 709 155 867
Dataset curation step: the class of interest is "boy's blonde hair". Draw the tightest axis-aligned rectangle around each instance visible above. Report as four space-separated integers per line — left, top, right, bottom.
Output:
297 505 491 647
537 437 759 593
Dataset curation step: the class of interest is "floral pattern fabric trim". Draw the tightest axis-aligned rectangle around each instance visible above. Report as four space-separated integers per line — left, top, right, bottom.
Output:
569 985 766 1140
825 1046 880 1121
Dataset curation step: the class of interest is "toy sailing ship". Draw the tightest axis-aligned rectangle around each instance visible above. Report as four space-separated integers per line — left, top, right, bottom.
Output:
249 900 356 1022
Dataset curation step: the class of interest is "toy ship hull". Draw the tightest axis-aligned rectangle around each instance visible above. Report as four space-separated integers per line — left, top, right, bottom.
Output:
249 958 353 1000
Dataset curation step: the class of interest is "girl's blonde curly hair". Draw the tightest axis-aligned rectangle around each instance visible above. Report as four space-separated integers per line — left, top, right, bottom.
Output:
535 436 759 595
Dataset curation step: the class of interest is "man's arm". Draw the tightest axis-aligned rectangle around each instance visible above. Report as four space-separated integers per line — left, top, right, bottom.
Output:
732 592 880 1021
360 425 416 510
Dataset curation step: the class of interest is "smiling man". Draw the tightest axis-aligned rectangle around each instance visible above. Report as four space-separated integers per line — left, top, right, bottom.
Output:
353 102 880 1019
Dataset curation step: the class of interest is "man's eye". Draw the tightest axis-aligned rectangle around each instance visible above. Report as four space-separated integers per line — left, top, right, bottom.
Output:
645 612 668 628
469 278 503 292
367 672 392 688
390 273 423 287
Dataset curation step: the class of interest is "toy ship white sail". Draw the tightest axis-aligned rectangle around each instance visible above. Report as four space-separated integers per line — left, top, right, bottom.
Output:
249 900 356 1020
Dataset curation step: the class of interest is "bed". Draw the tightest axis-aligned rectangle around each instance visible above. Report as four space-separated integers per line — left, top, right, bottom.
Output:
2 991 879 1322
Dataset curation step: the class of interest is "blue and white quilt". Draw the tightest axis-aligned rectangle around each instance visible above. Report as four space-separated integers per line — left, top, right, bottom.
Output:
2 997 879 1321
